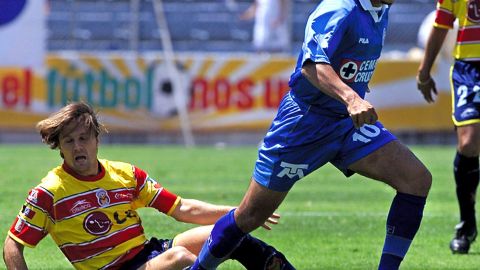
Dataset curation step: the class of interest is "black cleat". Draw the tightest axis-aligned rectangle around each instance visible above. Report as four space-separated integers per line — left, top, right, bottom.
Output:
264 248 296 270
450 221 477 254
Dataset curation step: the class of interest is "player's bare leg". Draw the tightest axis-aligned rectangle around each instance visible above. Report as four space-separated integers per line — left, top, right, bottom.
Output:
457 124 480 156
174 226 214 255
190 181 293 270
348 140 431 270
179 213 294 269
450 124 480 253
235 180 288 233
139 246 196 270
348 140 431 196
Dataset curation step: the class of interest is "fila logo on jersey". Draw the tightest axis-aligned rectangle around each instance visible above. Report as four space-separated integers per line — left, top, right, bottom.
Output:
277 162 308 179
339 59 377 83
359 38 369 44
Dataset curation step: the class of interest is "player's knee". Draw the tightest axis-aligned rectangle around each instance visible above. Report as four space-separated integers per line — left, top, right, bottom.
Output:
169 246 196 267
457 142 480 157
414 166 432 196
421 168 432 193
457 132 480 156
398 163 431 197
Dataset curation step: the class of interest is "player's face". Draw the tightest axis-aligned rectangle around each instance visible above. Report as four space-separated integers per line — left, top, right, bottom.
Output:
59 122 99 176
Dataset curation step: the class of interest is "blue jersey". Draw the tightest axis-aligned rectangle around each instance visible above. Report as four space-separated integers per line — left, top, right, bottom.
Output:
289 0 390 116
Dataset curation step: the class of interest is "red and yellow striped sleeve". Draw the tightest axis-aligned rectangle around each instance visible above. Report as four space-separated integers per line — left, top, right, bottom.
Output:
434 0 455 29
8 187 54 247
131 166 180 215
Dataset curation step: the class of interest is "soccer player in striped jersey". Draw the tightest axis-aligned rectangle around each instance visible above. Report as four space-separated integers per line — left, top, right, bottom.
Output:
3 102 293 270
192 1 432 270
417 0 480 254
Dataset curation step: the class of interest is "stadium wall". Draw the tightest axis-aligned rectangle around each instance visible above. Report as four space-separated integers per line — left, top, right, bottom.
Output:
0 51 454 144
0 0 455 145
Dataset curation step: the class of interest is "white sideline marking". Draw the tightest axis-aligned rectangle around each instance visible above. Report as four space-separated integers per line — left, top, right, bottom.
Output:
138 209 454 218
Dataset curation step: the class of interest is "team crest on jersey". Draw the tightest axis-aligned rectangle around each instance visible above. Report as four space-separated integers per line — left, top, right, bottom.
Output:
339 59 377 83
468 0 480 23
96 189 110 207
339 60 360 81
83 211 112 235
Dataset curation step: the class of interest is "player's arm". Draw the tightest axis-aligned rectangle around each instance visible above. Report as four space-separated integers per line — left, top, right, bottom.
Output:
3 236 28 270
170 198 233 225
133 166 281 229
301 61 377 128
170 198 280 230
417 26 449 103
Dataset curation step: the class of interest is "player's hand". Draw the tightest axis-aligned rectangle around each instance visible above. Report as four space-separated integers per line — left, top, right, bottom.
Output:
261 212 280 230
416 74 437 103
347 95 378 129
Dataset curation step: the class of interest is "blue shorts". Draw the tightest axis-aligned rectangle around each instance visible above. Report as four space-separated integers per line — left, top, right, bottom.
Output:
253 93 397 192
451 60 480 126
119 238 172 270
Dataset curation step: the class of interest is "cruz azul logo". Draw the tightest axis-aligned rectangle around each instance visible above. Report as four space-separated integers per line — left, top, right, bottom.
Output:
339 59 377 83
277 162 309 179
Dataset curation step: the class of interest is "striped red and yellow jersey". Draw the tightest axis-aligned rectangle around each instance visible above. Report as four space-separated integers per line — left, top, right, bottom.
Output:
8 159 181 270
434 0 480 61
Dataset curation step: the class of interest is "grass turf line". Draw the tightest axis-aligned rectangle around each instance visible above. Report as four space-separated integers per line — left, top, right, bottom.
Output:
0 144 478 269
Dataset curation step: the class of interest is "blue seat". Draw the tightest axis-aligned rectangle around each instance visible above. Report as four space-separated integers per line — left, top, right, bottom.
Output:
46 0 437 52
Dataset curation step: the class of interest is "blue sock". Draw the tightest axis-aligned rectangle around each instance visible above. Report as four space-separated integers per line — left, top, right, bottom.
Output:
191 209 246 270
379 192 426 270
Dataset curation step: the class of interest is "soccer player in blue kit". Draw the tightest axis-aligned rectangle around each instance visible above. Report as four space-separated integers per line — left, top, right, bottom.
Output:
191 0 432 269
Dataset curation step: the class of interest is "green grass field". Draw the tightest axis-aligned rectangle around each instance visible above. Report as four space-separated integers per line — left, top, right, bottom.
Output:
1 144 479 269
